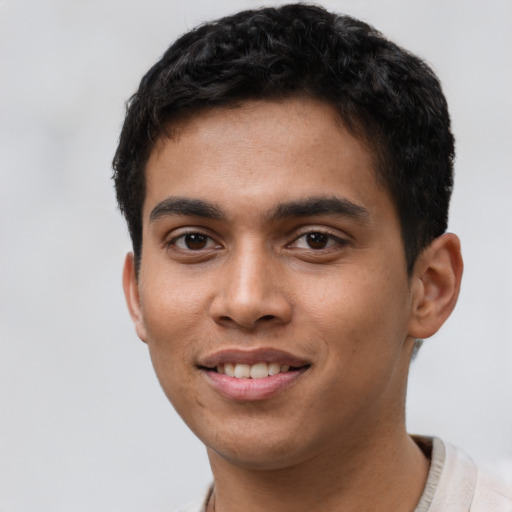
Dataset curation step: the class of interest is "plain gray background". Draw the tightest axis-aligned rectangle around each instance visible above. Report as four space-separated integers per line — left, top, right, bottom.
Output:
1 0 511 510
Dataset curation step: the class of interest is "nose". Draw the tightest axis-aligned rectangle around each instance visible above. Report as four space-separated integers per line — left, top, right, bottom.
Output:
209 243 293 330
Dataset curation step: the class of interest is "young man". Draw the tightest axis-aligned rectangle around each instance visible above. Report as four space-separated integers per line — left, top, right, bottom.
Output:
113 4 511 511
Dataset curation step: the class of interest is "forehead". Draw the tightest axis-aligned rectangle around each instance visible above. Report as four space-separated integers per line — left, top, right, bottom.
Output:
143 98 387 222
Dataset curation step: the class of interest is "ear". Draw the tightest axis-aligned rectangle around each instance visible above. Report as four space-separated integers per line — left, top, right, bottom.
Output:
122 252 148 343
408 233 463 340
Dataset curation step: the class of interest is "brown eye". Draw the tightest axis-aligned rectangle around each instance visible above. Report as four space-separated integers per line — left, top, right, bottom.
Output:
184 233 208 249
289 231 347 251
305 233 329 249
172 233 218 250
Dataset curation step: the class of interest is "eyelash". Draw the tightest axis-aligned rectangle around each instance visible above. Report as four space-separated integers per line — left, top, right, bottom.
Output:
166 228 348 254
288 230 348 251
167 230 220 251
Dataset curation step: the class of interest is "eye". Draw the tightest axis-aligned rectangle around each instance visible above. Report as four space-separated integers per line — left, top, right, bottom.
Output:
171 232 219 251
290 232 346 250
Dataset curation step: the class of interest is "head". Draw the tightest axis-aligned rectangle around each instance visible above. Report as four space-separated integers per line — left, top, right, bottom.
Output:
114 4 462 471
113 3 455 275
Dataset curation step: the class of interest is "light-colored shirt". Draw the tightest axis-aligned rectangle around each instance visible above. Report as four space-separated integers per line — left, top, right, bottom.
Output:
174 437 512 511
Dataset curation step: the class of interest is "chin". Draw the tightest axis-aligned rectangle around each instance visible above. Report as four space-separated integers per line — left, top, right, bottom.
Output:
199 417 318 471
208 440 308 471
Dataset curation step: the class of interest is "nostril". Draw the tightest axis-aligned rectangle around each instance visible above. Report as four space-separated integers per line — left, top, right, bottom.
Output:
210 294 292 329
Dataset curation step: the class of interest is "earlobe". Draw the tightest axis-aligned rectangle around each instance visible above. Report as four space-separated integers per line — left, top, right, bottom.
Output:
122 252 148 343
408 233 463 340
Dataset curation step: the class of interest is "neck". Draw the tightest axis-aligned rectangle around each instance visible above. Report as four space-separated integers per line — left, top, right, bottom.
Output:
207 427 429 512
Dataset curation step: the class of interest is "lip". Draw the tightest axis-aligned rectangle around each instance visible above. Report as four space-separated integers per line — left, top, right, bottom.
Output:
198 347 310 368
198 347 311 401
202 366 308 401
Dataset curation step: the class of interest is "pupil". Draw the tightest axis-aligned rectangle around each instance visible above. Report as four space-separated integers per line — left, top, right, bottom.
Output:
185 233 207 250
307 233 328 249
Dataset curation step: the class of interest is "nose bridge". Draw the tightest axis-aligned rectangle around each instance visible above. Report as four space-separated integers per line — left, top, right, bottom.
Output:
231 238 268 300
210 237 291 329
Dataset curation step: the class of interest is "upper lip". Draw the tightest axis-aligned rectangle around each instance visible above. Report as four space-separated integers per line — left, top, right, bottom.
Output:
198 347 311 368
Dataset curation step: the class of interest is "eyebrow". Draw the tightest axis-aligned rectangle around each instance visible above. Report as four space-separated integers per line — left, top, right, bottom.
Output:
268 196 370 223
149 195 370 224
149 197 224 222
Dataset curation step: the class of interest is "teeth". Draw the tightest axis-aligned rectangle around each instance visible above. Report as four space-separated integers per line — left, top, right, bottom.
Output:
250 362 268 379
224 363 235 377
234 364 251 378
268 362 281 375
216 362 295 379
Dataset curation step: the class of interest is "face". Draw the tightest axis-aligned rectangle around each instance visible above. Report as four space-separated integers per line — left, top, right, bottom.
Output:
124 98 419 470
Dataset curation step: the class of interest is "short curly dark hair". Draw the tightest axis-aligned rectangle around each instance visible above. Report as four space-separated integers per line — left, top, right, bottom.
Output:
113 3 454 273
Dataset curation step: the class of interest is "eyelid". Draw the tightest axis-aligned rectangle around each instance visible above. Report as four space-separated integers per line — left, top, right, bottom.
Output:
174 234 218 250
165 227 222 250
287 227 350 248
163 225 349 253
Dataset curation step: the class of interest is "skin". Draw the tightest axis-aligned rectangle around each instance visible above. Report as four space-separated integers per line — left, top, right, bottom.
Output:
123 97 463 511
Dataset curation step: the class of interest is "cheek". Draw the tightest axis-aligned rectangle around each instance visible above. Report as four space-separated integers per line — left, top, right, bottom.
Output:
298 263 411 363
139 273 209 393
141 269 207 342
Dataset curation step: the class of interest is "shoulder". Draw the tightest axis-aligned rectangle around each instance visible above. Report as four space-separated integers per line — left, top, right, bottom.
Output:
429 438 512 512
472 469 512 512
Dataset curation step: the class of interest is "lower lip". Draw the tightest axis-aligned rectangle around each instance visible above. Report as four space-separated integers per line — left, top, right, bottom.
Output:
202 368 307 401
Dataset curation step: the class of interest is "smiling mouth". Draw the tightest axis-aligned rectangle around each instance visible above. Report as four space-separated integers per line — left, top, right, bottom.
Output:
209 362 309 379
199 353 310 400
